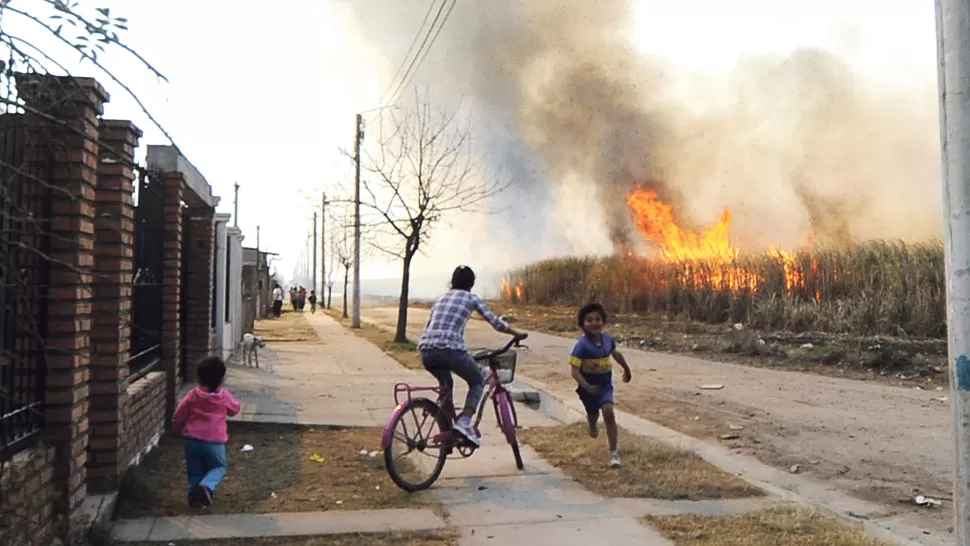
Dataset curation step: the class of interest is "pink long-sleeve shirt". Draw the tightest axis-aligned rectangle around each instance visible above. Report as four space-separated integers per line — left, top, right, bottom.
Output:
172 386 241 443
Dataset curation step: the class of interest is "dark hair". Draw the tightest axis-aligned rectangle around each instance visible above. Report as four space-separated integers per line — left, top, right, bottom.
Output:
577 303 607 328
450 265 476 291
197 356 227 393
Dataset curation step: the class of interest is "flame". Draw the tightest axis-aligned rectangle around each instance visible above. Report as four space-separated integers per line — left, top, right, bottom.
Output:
501 276 525 302
626 188 822 299
626 189 756 291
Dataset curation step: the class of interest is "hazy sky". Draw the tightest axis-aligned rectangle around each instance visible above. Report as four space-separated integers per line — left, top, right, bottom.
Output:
3 0 939 290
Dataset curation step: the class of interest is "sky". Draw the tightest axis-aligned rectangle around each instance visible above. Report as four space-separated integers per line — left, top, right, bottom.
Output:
1 0 940 297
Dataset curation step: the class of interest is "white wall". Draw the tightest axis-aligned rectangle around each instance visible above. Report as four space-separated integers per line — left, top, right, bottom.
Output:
220 227 245 359
213 214 230 360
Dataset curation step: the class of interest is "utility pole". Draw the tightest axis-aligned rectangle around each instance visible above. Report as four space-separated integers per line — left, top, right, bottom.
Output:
321 192 327 303
256 225 261 318
353 114 363 328
938 0 970 540
233 182 239 228
312 211 318 298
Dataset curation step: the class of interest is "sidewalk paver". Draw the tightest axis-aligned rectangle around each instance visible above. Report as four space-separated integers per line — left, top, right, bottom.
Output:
112 508 445 542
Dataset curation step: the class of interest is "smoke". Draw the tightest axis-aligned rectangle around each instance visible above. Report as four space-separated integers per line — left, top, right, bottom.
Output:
338 0 940 260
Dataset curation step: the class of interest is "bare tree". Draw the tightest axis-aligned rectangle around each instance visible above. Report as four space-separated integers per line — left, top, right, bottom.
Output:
359 90 509 343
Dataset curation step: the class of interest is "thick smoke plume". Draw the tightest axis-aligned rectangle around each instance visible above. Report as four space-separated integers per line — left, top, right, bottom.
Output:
339 0 940 258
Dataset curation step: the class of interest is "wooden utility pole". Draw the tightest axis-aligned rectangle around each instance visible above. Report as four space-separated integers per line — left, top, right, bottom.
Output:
353 114 363 328
312 211 318 298
321 192 327 305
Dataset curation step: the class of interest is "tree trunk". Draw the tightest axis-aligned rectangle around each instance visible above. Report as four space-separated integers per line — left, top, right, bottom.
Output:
394 253 413 344
342 266 350 319
327 285 333 309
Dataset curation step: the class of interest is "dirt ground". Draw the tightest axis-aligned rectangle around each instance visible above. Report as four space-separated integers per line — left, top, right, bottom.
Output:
369 304 955 540
519 423 762 500
644 506 888 546
254 310 322 343
117 423 426 518
478 302 948 387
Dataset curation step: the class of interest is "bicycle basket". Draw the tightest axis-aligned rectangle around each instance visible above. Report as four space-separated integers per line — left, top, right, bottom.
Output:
479 350 517 385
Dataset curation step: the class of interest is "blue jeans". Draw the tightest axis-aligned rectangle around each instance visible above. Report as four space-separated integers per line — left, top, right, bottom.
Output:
184 438 227 495
421 349 483 414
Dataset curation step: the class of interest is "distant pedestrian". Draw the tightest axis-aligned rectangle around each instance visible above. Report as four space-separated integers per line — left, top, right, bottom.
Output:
272 284 283 317
308 290 317 314
172 356 241 510
569 303 632 469
298 287 307 312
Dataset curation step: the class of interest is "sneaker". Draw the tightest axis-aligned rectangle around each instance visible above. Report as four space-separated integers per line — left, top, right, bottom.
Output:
192 485 213 508
453 416 481 447
609 450 622 468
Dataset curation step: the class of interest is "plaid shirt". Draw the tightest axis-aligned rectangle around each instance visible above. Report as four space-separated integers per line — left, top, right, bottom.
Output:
418 289 510 351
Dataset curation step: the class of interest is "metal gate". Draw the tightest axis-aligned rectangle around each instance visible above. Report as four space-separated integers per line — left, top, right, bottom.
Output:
0 114 51 459
128 168 164 380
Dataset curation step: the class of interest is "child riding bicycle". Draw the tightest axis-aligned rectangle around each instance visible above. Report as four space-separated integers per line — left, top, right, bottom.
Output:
418 266 527 447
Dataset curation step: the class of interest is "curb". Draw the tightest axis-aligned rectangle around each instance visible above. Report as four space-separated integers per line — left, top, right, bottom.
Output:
514 373 935 546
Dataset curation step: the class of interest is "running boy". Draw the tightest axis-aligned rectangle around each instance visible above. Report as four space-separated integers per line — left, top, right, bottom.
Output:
569 303 632 468
172 356 241 508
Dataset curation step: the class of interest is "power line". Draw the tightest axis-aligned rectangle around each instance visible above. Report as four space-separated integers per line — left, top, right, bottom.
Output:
380 0 439 104
385 0 458 106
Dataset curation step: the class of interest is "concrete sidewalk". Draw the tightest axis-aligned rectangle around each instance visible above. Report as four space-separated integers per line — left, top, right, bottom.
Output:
111 313 772 545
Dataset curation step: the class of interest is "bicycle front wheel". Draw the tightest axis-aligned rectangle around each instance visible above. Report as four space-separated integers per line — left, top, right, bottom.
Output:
494 390 524 470
383 399 450 492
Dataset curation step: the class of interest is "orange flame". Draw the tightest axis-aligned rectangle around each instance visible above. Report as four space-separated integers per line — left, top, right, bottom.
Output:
626 188 822 299
501 276 525 302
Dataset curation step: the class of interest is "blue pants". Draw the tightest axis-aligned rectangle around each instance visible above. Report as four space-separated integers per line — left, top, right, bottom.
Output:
421 349 483 414
184 438 227 495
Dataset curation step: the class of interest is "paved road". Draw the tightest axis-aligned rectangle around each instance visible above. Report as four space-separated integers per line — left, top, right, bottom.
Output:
363 305 954 542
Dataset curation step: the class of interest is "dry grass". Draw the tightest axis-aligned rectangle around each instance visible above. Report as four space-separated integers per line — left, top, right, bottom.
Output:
117 423 428 518
643 506 889 546
119 530 458 546
324 308 422 370
253 311 321 343
505 241 945 338
519 423 763 500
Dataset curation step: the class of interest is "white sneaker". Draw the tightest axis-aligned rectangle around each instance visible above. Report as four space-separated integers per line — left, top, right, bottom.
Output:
454 418 481 447
609 450 622 468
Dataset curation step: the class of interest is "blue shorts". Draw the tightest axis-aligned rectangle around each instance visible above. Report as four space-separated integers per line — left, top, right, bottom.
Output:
576 372 614 415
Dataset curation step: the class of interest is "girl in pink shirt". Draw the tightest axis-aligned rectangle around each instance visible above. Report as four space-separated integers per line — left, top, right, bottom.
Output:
172 356 241 508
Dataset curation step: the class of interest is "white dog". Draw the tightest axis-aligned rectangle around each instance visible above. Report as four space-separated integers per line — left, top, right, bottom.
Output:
240 333 267 368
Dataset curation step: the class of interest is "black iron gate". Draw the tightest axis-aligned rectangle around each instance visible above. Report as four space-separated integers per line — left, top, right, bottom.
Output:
0 114 51 460
128 168 164 380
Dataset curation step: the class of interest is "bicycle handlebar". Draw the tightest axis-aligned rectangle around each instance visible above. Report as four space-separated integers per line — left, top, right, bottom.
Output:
472 333 528 362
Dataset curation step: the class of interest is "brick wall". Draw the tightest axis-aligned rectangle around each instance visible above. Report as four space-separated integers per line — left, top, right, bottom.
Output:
123 372 166 469
0 446 56 546
18 74 107 542
88 119 142 492
183 209 214 379
161 172 185 425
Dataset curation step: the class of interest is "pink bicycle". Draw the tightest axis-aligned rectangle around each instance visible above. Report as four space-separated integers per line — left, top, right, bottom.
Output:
381 335 529 492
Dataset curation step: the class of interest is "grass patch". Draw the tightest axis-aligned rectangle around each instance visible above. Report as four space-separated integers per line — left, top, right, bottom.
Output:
643 506 889 546
119 530 458 546
324 309 422 370
519 423 763 500
117 422 428 518
253 311 321 343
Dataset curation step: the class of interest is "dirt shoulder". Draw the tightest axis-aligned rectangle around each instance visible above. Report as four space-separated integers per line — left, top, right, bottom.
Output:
371 304 954 541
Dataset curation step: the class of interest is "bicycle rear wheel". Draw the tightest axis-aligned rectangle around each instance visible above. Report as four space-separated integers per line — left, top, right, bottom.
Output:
384 399 450 492
493 391 524 470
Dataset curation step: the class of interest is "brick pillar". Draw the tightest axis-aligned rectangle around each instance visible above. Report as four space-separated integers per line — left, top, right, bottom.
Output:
183 208 215 379
161 172 184 425
88 120 141 492
18 74 108 541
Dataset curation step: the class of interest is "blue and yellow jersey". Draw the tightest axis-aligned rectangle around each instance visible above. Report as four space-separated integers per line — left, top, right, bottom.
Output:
569 333 620 376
